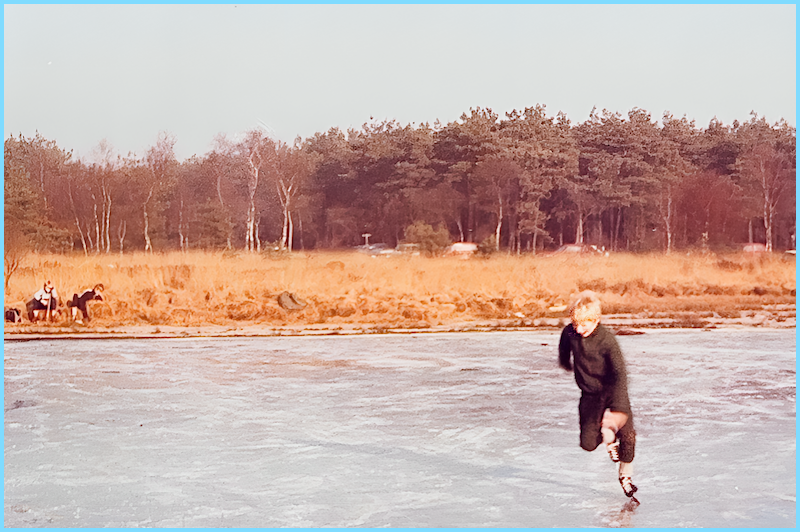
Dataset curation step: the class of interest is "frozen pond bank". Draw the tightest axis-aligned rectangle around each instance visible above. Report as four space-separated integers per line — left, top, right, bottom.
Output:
4 329 795 527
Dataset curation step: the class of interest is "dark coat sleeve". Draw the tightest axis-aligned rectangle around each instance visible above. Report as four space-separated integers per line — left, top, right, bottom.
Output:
606 334 631 412
558 326 573 371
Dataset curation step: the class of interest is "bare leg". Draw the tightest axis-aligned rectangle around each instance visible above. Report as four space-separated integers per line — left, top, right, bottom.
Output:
602 409 628 464
602 410 628 443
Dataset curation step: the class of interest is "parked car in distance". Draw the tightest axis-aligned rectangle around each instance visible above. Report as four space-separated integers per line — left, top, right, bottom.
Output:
356 243 390 256
446 242 478 258
742 243 768 253
395 243 421 256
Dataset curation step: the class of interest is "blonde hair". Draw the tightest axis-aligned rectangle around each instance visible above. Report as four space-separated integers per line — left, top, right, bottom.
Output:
569 290 602 322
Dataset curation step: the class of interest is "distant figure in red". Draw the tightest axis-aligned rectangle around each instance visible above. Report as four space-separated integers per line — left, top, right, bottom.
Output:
67 284 105 324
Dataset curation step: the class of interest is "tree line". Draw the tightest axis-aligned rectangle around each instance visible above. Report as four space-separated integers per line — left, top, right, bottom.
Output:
4 106 796 258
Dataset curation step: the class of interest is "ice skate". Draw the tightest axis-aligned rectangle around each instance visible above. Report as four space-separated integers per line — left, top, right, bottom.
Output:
619 476 638 501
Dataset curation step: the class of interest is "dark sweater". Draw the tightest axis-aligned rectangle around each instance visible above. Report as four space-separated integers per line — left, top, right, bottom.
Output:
68 289 103 320
559 323 631 414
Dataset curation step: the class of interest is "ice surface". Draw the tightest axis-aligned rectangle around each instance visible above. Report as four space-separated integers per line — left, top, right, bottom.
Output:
4 329 795 527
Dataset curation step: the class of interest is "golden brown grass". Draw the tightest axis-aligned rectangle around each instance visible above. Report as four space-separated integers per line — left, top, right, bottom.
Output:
4 250 795 329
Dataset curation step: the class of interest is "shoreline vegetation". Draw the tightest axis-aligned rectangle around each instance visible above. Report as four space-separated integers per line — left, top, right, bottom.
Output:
3 251 795 340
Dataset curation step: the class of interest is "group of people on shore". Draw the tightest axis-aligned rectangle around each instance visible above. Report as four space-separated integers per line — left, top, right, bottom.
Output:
6 280 105 324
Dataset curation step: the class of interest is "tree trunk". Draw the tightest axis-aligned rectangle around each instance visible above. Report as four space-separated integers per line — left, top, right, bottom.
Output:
246 147 261 252
278 182 291 251
298 213 305 250
276 180 290 251
117 220 126 256
75 218 88 256
495 192 503 252
764 193 774 252
465 175 474 242
143 188 154 253
281 203 289 250
102 185 112 253
178 200 187 252
288 211 295 252
661 187 674 255
575 214 584 244
92 200 101 254
245 199 257 252
67 177 88 256
217 174 225 208
105 199 112 253
507 209 518 254
467 201 475 242
598 214 604 249
86 230 95 253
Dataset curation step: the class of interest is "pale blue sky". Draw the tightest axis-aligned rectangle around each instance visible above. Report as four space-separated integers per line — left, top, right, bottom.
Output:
4 4 796 161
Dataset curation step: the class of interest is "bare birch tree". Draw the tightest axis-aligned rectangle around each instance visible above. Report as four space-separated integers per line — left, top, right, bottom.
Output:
86 139 119 253
739 143 794 251
274 141 320 251
241 131 275 252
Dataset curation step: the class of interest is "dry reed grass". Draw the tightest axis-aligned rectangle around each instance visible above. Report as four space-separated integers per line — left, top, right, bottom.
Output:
4 250 795 329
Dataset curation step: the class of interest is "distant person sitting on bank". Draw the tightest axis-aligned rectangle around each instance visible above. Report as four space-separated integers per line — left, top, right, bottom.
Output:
27 280 60 322
67 284 105 324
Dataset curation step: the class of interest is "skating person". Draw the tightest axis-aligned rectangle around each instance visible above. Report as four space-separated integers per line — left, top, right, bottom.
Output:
558 290 638 499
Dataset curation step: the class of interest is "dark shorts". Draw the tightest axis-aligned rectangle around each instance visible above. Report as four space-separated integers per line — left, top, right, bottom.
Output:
68 295 92 318
578 390 636 462
30 299 57 311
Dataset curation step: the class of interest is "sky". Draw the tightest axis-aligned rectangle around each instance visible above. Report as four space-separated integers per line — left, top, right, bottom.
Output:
4 4 796 162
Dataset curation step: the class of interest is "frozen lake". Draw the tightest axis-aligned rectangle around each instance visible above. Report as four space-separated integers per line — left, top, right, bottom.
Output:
4 329 796 527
